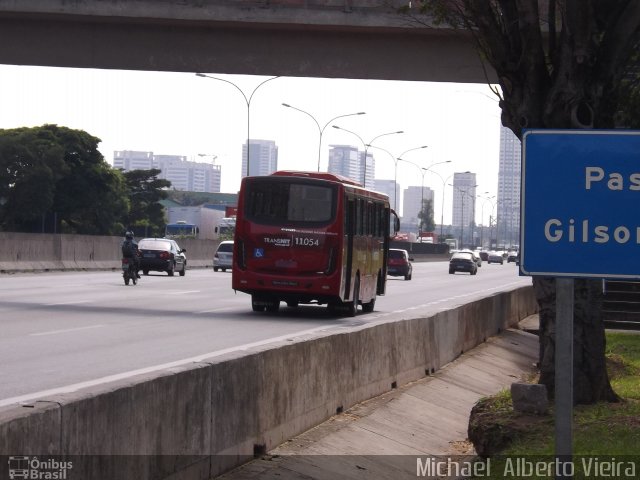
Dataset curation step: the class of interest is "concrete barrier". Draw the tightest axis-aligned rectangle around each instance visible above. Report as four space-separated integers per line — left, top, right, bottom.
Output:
0 285 537 480
0 233 449 273
0 233 219 272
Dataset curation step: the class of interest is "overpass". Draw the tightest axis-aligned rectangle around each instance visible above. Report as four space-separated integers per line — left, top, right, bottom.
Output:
0 0 496 83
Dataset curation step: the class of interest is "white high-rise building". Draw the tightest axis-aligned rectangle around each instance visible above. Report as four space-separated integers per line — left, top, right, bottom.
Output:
451 172 477 247
403 185 434 232
113 151 222 193
374 179 399 212
497 125 521 248
242 139 278 177
327 145 375 188
113 151 154 170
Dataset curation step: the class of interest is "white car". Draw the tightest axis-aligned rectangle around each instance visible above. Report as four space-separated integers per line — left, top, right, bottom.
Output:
213 240 234 272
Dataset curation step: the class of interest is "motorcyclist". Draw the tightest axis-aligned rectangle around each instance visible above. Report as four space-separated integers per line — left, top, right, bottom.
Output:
121 231 141 278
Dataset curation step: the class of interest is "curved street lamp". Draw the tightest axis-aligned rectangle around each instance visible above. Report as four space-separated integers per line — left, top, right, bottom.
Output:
427 170 454 241
449 183 479 249
398 158 451 236
366 144 428 213
477 193 495 248
197 153 218 163
281 103 365 172
196 73 280 177
332 125 403 186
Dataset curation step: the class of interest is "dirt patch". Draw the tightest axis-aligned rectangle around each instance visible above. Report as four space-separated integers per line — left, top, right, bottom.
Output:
467 396 550 457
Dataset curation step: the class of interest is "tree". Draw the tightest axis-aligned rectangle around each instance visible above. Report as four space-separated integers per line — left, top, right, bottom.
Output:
418 197 436 232
122 169 171 237
0 124 129 235
407 1 640 403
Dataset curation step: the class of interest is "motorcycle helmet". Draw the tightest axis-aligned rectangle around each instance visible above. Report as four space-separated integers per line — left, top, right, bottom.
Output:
125 231 134 240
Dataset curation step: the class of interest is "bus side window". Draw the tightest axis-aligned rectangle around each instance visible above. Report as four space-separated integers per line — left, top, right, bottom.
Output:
346 197 354 235
355 198 362 236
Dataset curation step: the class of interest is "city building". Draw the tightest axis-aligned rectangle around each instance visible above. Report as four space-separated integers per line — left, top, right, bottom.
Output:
374 179 400 212
113 150 222 193
327 145 375 189
242 139 278 177
402 185 434 233
451 171 477 247
497 126 521 248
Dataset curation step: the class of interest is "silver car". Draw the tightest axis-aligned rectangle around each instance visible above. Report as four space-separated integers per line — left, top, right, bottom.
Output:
213 240 234 272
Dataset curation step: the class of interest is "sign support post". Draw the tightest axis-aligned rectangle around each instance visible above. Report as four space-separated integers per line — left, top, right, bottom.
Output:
555 278 573 478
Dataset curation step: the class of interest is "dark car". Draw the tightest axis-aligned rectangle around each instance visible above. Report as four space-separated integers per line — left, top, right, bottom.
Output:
138 238 187 276
507 250 518 263
387 248 413 280
449 251 478 275
487 251 504 265
479 251 489 262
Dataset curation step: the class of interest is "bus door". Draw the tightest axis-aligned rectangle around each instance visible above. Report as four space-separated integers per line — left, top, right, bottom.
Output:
344 195 355 299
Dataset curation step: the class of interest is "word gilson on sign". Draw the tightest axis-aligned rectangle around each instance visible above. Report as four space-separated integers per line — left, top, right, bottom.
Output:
521 130 640 279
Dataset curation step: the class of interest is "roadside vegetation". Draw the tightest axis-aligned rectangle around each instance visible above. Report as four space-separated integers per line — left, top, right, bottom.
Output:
0 124 170 236
469 332 640 479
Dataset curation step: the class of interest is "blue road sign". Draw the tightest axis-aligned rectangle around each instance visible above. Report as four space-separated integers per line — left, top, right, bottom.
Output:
521 129 640 278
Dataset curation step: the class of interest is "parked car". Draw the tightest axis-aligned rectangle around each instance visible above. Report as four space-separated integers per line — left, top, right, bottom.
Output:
387 248 413 280
449 251 478 275
213 240 234 272
138 238 187 276
507 250 519 263
487 251 504 265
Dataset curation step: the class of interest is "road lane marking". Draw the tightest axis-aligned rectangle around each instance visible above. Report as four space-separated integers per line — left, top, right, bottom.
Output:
44 300 93 306
0 324 337 408
1 279 530 407
195 307 238 314
30 324 105 336
166 290 201 295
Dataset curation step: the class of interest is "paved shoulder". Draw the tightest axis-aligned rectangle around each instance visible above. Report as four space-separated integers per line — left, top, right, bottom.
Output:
221 329 538 479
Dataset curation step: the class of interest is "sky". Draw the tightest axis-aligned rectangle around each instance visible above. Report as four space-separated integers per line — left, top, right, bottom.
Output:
0 64 503 225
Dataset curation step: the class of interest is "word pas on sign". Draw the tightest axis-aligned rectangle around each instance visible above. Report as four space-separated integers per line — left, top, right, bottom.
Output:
585 167 640 190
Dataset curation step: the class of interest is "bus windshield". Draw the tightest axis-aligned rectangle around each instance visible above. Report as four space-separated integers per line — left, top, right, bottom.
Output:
245 179 335 224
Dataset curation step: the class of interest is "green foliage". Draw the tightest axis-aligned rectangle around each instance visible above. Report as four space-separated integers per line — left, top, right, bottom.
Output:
0 124 130 235
122 169 171 237
0 126 175 236
418 198 436 232
469 333 640 479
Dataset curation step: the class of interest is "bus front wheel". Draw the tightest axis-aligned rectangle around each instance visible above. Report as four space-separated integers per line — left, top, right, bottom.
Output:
251 296 266 312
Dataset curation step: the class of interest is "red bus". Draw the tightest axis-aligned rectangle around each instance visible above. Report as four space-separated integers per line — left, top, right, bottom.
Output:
232 171 399 316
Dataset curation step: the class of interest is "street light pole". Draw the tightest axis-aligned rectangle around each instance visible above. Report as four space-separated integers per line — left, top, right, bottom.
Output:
332 125 403 187
196 73 280 178
398 158 451 236
477 193 495 249
366 144 428 213
428 171 455 242
449 183 478 248
282 104 365 172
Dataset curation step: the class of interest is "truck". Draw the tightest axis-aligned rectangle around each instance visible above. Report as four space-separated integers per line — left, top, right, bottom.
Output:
214 217 236 241
444 238 458 251
165 204 236 240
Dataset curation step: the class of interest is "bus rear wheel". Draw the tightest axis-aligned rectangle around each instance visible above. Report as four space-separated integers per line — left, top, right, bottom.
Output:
345 277 360 317
362 296 375 313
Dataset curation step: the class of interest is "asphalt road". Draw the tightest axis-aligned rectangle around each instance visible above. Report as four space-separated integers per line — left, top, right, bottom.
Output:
0 261 530 405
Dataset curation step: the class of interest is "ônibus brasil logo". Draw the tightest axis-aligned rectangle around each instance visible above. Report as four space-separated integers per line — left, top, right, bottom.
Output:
8 456 73 479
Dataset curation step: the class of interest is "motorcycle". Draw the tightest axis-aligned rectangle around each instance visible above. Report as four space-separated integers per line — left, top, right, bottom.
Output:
121 257 138 286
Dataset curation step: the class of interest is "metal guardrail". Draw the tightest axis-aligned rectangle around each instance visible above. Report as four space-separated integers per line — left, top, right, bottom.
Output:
603 280 640 330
